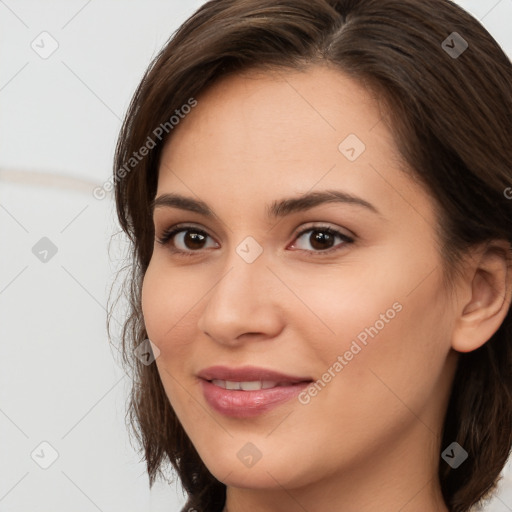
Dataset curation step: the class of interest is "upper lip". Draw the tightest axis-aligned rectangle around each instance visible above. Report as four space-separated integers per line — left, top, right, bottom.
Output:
197 365 313 383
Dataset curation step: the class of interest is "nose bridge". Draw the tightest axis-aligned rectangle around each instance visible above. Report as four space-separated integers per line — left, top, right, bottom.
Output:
197 241 282 343
207 243 268 315
213 233 270 298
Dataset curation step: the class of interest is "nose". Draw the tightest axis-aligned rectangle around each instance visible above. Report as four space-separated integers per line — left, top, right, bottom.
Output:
197 252 284 346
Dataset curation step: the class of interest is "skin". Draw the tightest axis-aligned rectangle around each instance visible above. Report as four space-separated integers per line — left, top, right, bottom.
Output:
141 64 511 512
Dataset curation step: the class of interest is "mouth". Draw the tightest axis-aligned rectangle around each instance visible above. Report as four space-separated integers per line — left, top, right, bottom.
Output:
197 366 313 418
208 379 307 390
197 365 312 384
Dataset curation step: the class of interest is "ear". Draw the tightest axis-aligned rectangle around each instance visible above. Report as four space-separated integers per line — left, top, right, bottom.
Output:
451 241 512 353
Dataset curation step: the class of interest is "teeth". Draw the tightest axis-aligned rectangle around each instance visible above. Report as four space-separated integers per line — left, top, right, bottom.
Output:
226 380 241 390
240 381 261 391
211 379 281 390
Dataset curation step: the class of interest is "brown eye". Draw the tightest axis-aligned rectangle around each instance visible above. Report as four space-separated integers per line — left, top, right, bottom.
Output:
290 226 354 253
182 231 207 250
309 230 336 250
157 226 219 253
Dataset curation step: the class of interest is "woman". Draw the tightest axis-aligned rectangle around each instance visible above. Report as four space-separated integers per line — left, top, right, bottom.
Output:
109 0 512 510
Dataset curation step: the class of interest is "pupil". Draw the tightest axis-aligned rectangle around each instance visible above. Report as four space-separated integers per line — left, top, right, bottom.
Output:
310 230 333 250
185 232 205 249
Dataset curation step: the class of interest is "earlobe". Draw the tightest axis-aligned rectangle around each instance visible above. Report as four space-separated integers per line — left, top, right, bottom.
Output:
451 242 512 353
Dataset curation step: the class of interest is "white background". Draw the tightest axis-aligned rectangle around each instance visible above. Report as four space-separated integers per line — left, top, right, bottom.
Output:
1 1 511 511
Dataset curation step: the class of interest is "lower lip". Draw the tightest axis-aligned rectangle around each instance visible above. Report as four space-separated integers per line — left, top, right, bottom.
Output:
200 379 310 418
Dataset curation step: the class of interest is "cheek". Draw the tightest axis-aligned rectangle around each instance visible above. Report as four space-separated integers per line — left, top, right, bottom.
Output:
315 243 448 351
140 264 165 342
141 263 206 418
276 258 406 362
290 282 452 462
141 261 203 353
291 246 452 408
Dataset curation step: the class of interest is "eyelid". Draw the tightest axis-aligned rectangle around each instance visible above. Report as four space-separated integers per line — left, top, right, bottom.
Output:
156 223 219 250
156 222 213 239
287 223 355 254
289 222 355 242
156 222 355 256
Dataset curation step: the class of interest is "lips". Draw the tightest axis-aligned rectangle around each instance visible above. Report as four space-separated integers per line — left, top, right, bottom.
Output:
211 379 287 390
197 365 312 384
197 365 313 418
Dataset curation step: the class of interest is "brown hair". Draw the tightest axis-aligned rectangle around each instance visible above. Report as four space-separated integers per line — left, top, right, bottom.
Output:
109 1 512 511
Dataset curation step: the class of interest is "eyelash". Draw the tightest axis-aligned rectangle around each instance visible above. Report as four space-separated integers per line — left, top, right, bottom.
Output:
156 224 355 257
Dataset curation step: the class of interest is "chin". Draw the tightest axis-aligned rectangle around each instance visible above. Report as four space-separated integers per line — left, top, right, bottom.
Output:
199 446 311 491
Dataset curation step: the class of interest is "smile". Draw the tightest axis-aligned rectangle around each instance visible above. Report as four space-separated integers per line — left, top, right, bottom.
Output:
210 379 296 390
197 365 313 418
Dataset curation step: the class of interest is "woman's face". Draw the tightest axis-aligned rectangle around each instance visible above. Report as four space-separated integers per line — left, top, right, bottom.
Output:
142 65 458 501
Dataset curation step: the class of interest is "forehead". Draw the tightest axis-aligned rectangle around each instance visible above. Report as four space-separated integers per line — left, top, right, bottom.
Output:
160 64 388 169
155 65 433 227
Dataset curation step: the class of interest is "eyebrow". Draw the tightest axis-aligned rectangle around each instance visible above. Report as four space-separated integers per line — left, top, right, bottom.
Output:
150 190 379 218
